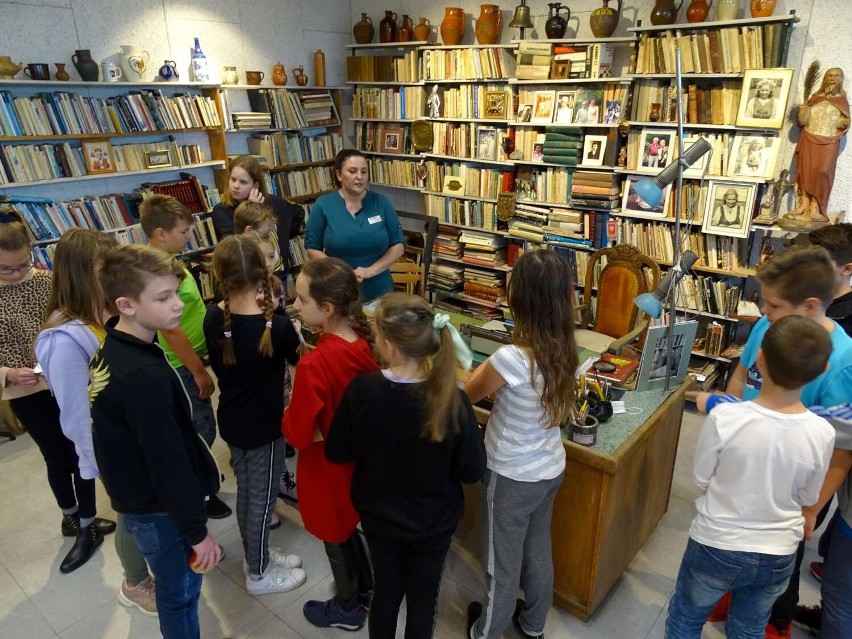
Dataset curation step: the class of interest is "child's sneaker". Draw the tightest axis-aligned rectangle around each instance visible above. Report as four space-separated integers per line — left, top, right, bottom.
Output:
278 471 298 504
792 605 821 634
245 563 306 596
242 548 303 575
303 596 366 631
359 588 373 611
117 576 157 617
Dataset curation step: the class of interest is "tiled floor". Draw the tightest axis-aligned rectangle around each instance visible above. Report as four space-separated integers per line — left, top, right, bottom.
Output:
0 410 823 638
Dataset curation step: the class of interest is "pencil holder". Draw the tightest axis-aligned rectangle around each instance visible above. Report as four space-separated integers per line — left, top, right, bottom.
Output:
569 414 599 447
582 393 613 423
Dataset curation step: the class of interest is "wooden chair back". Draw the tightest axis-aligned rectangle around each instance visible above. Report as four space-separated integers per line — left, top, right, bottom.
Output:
390 260 426 298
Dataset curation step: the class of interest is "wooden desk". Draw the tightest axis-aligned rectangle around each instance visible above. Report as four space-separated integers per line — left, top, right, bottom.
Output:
455 382 688 621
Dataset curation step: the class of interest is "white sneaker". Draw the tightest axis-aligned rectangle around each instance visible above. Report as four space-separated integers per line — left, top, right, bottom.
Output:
242 547 303 575
245 563 307 596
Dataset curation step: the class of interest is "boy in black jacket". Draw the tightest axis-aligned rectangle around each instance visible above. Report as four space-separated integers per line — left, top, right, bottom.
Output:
809 223 852 336
89 244 222 639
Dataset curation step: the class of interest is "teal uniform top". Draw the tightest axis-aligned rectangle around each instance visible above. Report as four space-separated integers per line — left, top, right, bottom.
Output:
305 190 404 301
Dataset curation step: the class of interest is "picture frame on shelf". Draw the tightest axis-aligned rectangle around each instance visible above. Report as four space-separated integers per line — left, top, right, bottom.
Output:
82 141 115 175
553 91 576 124
702 180 757 239
144 149 172 169
442 174 466 196
573 87 603 124
205 188 222 207
604 99 622 124
531 142 544 163
735 68 794 130
637 129 676 173
550 60 570 80
679 135 712 178
531 91 556 124
380 128 404 154
635 321 699 391
517 103 533 123
484 91 508 120
726 133 780 179
582 135 607 166
622 174 671 218
476 127 498 161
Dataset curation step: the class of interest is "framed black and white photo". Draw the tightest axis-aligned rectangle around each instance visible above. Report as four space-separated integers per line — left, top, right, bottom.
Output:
553 91 576 124
531 91 556 124
636 321 699 391
144 149 172 169
637 129 676 173
622 174 671 218
476 126 498 160
702 180 757 239
735 68 794 130
516 103 533 123
726 133 780 179
582 135 607 166
380 128 404 154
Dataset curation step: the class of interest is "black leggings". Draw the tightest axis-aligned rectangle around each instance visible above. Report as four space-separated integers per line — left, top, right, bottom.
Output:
365 530 451 639
324 532 373 608
10 390 96 519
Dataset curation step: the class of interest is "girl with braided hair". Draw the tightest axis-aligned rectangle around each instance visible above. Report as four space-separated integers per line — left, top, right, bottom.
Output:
283 257 379 631
202 234 305 596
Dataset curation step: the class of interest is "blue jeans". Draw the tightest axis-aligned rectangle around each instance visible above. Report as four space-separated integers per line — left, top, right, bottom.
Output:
123 513 202 639
666 538 795 639
821 516 852 639
174 365 216 447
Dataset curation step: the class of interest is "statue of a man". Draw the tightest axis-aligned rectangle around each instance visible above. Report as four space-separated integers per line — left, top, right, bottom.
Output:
427 85 441 119
790 67 850 221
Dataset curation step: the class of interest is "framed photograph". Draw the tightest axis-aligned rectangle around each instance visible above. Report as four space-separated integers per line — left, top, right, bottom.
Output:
476 127 498 160
622 174 672 218
380 128 404 154
484 91 507 120
553 91 576 124
516 103 533 123
531 91 556 124
550 60 570 80
679 135 712 178
531 142 544 163
205 188 221 207
582 135 607 166
702 180 757 239
636 321 699 391
144 149 172 169
442 174 466 196
637 129 677 173
735 68 794 130
603 99 622 124
573 87 604 124
726 133 780 179
82 141 115 175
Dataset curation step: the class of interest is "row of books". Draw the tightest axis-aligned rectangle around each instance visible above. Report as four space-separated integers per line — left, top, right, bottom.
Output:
421 47 514 81
423 194 499 230
430 122 509 161
515 165 572 205
0 90 220 137
346 50 420 83
246 90 340 130
424 162 510 199
351 86 425 120
6 193 142 241
270 166 334 199
630 79 742 126
514 42 614 81
633 23 791 75
231 112 272 129
247 131 342 168
676 274 742 316
287 235 308 267
355 122 412 155
367 157 421 189
0 142 85 184
433 84 509 120
113 141 207 173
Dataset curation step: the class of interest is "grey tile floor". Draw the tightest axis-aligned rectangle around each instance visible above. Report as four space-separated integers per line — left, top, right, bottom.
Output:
0 410 823 638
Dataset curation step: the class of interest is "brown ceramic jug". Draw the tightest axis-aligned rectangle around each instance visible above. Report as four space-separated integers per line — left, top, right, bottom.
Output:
440 7 466 46
272 62 287 86
475 4 503 44
413 18 432 42
380 10 398 43
650 0 683 25
398 15 414 42
353 13 374 44
292 66 308 86
590 0 622 38
750 0 776 17
686 0 712 22
54 63 70 81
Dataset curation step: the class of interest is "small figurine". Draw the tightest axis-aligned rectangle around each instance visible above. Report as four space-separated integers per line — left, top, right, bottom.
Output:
754 169 794 226
427 84 441 119
617 146 628 167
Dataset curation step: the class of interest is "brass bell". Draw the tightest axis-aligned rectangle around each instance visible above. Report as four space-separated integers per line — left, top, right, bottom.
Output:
509 0 535 29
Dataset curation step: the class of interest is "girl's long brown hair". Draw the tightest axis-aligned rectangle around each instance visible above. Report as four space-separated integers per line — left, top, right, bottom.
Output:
508 250 578 427
213 234 275 365
375 293 459 442
42 229 116 330
300 257 373 347
222 155 269 207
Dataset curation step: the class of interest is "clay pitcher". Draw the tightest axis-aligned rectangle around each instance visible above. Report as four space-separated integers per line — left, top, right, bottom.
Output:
750 0 776 17
441 7 466 46
71 49 99 82
398 15 414 42
0 56 23 79
650 0 683 25
545 3 571 38
686 0 712 22
353 13 374 44
292 66 308 86
590 0 622 38
379 10 398 43
716 0 739 19
54 63 70 81
413 17 432 42
475 5 503 44
272 62 287 86
119 45 150 82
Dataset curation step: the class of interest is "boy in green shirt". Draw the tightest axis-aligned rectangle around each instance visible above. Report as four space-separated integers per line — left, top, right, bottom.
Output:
140 195 231 518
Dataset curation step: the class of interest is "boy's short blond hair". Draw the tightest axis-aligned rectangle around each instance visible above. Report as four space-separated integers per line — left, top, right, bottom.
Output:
757 245 836 308
98 244 185 304
139 194 194 237
234 201 276 237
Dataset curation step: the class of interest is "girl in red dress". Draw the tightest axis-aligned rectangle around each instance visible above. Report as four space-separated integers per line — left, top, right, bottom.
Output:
283 257 378 631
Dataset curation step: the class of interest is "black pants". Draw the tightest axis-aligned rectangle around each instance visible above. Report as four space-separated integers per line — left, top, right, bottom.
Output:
768 499 833 630
365 529 451 639
10 390 96 519
325 532 373 608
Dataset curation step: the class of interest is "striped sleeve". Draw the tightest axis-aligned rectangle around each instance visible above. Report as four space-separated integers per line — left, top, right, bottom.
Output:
490 346 529 388
809 404 852 450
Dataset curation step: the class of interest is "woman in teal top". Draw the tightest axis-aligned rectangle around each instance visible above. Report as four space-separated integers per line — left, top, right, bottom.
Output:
305 150 404 301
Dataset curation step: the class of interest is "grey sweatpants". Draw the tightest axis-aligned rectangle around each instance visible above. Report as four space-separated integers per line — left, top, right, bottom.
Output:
229 438 284 576
471 468 564 639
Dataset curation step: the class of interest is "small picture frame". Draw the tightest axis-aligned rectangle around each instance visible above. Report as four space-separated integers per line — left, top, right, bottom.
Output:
516 104 533 123
531 143 544 163
553 91 576 124
442 174 466 195
603 99 622 124
205 188 221 207
582 135 607 166
380 128 404 154
635 321 699 391
622 174 672 218
637 129 677 173
735 68 794 130
701 180 757 239
476 126 498 160
680 135 712 178
531 91 556 124
573 87 604 124
550 60 571 80
82 141 115 175
484 91 507 120
726 133 780 179
144 149 173 169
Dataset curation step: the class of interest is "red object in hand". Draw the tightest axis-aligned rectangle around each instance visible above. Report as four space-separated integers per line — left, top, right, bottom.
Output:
188 551 212 574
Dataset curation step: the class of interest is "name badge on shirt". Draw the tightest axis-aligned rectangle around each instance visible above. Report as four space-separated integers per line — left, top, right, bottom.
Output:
367 215 382 225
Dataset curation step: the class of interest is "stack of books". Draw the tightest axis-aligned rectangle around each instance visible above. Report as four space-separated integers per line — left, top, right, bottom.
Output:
542 127 582 166
463 267 507 305
460 230 506 268
570 171 620 209
231 111 272 130
508 202 549 242
515 42 552 81
299 92 340 127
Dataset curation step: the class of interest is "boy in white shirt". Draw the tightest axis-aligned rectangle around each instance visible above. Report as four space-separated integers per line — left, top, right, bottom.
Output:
665 315 836 638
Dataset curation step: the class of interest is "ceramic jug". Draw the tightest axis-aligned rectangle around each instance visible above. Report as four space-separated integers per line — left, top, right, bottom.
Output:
379 10 398 43
686 0 712 22
716 0 739 19
353 13 374 44
102 62 122 82
590 0 622 37
72 49 99 82
413 18 432 42
650 0 683 25
24 63 50 81
245 70 264 85
475 4 503 44
398 15 414 42
292 66 308 86
0 56 23 79
119 45 150 82
54 63 70 81
545 3 570 38
222 66 239 85
158 60 179 81
750 0 776 17
440 7 466 46
272 62 287 86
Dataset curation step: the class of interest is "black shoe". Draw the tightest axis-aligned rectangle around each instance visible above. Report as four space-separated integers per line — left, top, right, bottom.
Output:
793 604 822 635
512 598 543 639
60 523 104 574
285 442 296 458
206 494 232 519
61 514 116 537
467 602 482 639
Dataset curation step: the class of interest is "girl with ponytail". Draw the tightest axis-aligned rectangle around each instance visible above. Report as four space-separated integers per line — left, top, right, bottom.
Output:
203 234 306 596
326 293 485 639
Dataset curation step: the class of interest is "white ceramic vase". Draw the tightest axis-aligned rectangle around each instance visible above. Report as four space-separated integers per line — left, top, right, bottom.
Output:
716 0 739 20
119 45 150 82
